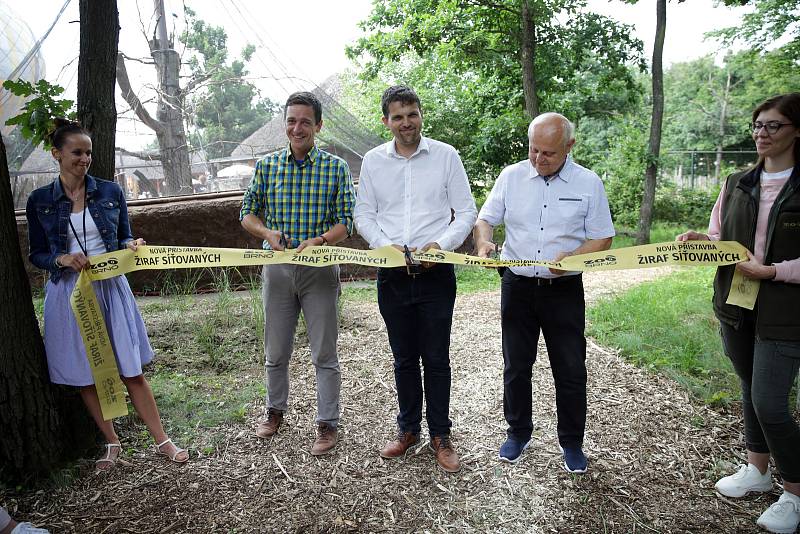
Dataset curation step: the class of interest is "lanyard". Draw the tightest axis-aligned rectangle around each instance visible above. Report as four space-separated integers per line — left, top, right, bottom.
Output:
68 187 88 257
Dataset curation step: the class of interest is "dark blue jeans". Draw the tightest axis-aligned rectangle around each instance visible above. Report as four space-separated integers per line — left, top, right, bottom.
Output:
377 264 456 438
721 315 800 482
501 270 587 447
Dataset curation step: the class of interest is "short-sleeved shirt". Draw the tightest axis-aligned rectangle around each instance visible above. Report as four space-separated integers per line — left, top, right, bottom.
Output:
478 157 615 278
239 145 355 249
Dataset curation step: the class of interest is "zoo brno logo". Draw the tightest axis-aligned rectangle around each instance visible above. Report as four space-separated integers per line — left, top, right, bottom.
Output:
92 258 119 274
583 255 617 268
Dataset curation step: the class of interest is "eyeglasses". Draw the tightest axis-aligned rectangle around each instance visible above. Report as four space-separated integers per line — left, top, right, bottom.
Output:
751 121 794 135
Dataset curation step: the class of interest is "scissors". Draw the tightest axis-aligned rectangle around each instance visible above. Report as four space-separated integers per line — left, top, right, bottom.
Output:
403 244 420 275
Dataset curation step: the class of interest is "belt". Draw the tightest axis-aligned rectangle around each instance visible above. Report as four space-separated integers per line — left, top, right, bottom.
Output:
529 274 581 286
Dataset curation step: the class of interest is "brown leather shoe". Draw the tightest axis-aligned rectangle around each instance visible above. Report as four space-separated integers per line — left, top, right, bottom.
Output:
430 436 460 473
310 423 338 456
255 409 283 438
380 431 420 459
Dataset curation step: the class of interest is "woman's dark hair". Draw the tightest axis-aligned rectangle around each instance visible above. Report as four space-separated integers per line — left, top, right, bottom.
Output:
753 92 800 165
49 118 89 150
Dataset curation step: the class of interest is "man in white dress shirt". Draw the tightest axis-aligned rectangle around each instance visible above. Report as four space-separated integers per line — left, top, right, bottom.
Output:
473 112 614 473
354 85 477 473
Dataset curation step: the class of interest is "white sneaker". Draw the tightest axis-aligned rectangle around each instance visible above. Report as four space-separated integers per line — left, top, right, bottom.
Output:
756 491 800 534
715 463 773 498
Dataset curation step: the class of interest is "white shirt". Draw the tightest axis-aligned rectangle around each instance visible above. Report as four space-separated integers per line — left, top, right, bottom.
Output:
479 157 615 278
67 209 107 256
354 136 477 251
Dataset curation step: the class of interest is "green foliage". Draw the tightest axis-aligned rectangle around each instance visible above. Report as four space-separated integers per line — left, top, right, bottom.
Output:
180 7 278 158
587 267 740 405
2 79 75 149
662 48 800 158
654 182 720 229
713 0 800 59
611 223 685 248
348 0 644 105
596 120 648 228
345 0 645 198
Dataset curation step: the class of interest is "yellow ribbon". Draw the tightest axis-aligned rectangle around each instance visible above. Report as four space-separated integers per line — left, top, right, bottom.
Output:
71 240 753 420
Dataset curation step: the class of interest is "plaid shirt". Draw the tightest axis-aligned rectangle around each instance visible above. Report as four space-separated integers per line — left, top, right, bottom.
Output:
240 145 355 248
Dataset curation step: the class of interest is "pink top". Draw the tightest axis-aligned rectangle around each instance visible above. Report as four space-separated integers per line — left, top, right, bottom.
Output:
708 167 800 283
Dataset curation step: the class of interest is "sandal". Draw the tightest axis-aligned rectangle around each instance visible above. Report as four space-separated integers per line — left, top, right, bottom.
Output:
95 443 121 470
156 438 189 464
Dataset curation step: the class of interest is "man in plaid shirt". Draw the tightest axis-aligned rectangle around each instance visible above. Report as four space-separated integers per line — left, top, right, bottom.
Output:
240 91 355 455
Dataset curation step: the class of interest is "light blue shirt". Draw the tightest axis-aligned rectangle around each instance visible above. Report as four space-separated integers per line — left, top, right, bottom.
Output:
478 157 615 278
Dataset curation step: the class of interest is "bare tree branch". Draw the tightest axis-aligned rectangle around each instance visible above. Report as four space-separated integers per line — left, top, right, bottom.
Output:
116 53 166 135
119 52 155 66
115 146 163 161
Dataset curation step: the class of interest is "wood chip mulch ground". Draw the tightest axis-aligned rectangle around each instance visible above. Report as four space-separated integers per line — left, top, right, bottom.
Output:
3 267 784 532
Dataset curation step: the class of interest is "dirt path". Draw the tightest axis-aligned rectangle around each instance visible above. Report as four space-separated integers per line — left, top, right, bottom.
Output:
6 268 775 533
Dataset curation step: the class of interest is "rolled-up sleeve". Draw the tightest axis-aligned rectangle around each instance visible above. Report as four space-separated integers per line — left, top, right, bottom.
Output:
334 160 355 234
239 161 265 221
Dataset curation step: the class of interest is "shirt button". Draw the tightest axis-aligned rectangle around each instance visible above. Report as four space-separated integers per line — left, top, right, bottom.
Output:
544 204 547 208
537 250 541 253
540 227 544 231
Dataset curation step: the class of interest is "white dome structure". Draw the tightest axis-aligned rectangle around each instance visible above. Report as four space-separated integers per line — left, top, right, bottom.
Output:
0 0 46 137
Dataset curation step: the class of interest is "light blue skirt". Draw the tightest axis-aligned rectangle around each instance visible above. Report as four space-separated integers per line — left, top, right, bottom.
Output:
43 271 154 386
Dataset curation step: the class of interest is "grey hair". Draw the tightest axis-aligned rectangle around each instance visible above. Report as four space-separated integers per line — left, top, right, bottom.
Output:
528 112 575 146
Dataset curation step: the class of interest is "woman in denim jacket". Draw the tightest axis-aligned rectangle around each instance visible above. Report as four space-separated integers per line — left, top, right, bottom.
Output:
26 119 188 469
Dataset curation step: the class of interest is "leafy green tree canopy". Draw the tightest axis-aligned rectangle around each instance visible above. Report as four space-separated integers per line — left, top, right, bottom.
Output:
347 0 645 118
180 7 278 159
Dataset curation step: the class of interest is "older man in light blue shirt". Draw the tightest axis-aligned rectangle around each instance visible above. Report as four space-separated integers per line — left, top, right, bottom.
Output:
474 112 614 473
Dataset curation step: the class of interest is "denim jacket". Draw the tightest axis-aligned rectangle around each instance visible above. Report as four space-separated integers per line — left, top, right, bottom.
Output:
26 175 133 283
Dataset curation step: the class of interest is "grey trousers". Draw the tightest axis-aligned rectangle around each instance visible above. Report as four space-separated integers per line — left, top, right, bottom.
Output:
262 263 341 426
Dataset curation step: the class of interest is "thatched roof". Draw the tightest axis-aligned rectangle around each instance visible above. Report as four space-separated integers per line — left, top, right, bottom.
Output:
230 75 383 161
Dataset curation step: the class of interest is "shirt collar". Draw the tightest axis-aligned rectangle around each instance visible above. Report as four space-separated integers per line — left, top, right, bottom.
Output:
386 136 430 159
283 144 319 166
529 156 572 183
53 174 97 201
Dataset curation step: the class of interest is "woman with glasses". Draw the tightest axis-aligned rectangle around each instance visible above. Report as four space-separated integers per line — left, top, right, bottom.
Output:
677 93 800 533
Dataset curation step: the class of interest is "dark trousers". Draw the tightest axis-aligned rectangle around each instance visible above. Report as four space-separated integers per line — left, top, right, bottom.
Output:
501 270 587 447
720 315 800 482
377 264 456 438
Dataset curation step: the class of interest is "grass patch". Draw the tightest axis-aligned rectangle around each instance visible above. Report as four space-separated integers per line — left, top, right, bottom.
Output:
455 264 500 293
147 370 264 454
612 223 685 249
587 266 739 405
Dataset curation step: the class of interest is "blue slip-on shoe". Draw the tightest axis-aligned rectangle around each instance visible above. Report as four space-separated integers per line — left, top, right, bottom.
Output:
559 444 588 474
499 436 531 464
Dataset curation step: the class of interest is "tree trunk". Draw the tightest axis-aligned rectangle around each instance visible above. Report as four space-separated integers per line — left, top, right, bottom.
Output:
150 0 192 196
0 134 95 483
77 0 120 182
520 0 539 118
636 0 666 245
